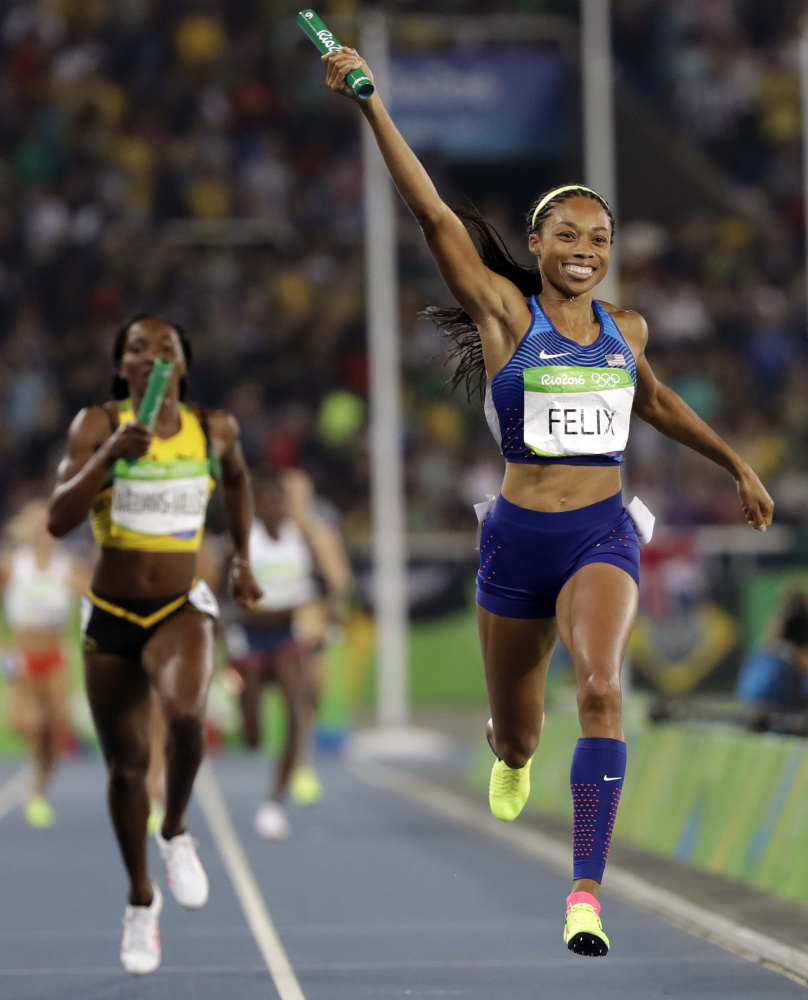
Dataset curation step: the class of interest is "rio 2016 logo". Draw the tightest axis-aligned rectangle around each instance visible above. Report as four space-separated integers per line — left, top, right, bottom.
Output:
316 29 340 50
302 13 341 52
540 373 585 387
591 372 622 388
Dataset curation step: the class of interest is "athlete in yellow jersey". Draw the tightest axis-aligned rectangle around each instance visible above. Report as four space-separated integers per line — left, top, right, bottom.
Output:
89 397 216 554
48 315 262 976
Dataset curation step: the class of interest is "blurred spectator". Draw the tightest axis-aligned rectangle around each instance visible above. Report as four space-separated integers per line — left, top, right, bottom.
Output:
0 0 803 540
736 591 808 714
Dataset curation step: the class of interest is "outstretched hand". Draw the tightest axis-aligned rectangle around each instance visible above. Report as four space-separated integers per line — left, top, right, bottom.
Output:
737 468 774 532
322 47 374 100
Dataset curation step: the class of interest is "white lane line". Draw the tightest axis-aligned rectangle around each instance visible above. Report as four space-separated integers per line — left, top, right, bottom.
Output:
353 762 808 988
195 759 307 1000
0 765 28 821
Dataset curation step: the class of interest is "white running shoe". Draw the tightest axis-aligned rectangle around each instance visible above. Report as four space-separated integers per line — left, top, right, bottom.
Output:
155 829 209 909
254 801 291 841
121 883 162 976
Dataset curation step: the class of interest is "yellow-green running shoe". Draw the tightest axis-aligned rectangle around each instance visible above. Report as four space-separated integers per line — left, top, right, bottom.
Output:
488 757 532 821
147 802 165 838
291 767 324 805
564 903 610 957
24 794 54 829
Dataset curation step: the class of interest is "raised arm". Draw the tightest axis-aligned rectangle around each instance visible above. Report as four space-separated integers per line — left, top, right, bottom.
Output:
623 311 774 532
207 411 262 608
48 408 153 538
323 48 530 371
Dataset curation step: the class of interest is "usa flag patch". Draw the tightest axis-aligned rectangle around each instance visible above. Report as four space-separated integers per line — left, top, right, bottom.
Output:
605 353 625 366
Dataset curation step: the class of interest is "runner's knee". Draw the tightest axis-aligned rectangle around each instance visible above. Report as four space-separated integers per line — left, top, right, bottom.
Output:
164 707 205 748
576 671 622 725
108 757 148 797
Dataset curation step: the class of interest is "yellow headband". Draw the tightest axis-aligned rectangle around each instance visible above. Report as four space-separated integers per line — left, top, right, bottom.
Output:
530 185 609 229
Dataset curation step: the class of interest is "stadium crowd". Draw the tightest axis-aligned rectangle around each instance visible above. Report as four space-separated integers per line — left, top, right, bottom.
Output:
0 0 805 540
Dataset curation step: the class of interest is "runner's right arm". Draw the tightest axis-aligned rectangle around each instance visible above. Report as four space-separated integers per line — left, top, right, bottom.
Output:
323 48 530 374
48 408 152 537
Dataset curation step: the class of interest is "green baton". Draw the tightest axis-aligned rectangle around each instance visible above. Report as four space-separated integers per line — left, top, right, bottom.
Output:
137 359 174 430
298 9 375 99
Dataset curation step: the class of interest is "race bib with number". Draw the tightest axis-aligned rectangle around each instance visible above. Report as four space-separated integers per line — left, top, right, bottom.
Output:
522 365 635 459
111 458 210 538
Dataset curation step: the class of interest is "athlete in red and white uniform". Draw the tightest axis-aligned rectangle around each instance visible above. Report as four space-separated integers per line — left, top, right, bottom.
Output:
0 500 86 827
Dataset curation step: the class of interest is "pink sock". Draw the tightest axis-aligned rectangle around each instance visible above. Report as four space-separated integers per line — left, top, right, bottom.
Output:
566 891 600 916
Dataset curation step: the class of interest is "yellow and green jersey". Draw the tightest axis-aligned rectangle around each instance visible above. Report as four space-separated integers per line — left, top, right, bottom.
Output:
90 400 216 553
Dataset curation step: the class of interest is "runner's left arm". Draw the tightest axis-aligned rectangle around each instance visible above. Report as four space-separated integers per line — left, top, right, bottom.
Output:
628 312 773 532
208 411 263 607
0 553 14 665
299 517 354 624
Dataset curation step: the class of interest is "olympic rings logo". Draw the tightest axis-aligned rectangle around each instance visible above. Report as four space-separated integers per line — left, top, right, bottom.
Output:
591 372 622 388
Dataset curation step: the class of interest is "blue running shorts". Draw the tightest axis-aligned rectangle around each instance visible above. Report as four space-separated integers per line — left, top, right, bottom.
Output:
476 492 640 619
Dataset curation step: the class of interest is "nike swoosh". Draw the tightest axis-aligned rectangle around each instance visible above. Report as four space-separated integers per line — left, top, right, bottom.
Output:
539 349 571 360
603 775 622 781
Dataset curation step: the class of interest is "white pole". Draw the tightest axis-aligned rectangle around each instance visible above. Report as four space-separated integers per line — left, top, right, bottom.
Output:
581 0 618 302
360 12 410 726
800 16 808 340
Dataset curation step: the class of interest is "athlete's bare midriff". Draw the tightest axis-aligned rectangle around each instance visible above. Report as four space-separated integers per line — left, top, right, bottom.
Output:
92 548 198 601
501 461 622 513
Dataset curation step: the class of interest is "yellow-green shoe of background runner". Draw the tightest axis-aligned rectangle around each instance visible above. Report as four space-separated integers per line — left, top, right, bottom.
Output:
291 766 324 805
147 801 165 838
488 756 532 821
24 794 54 829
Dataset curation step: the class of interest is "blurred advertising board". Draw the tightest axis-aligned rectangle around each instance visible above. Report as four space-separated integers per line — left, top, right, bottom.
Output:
389 49 570 160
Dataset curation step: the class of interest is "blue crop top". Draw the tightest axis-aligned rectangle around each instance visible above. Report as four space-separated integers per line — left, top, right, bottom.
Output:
484 297 637 466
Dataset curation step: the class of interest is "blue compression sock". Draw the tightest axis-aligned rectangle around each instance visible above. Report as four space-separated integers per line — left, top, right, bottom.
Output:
570 737 627 883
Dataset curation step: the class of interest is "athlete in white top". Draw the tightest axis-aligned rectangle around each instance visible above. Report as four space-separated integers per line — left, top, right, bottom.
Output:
0 500 86 827
226 470 351 840
282 468 353 806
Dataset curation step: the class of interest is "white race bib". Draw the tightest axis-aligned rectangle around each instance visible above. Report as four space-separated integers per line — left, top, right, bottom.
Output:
111 459 209 538
522 366 634 458
253 560 317 611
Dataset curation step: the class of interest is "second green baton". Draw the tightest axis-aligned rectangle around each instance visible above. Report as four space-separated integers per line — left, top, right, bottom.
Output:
137 359 174 430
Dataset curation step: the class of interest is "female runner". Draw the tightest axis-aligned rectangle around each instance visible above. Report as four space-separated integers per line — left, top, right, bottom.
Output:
282 468 354 807
226 469 351 841
0 499 86 827
48 315 261 975
322 49 773 957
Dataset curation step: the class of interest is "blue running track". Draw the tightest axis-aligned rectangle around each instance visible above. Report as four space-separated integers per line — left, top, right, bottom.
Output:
0 753 805 1000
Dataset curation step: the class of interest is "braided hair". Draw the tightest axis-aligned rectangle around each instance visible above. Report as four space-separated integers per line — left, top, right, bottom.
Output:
424 185 614 399
110 314 192 401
